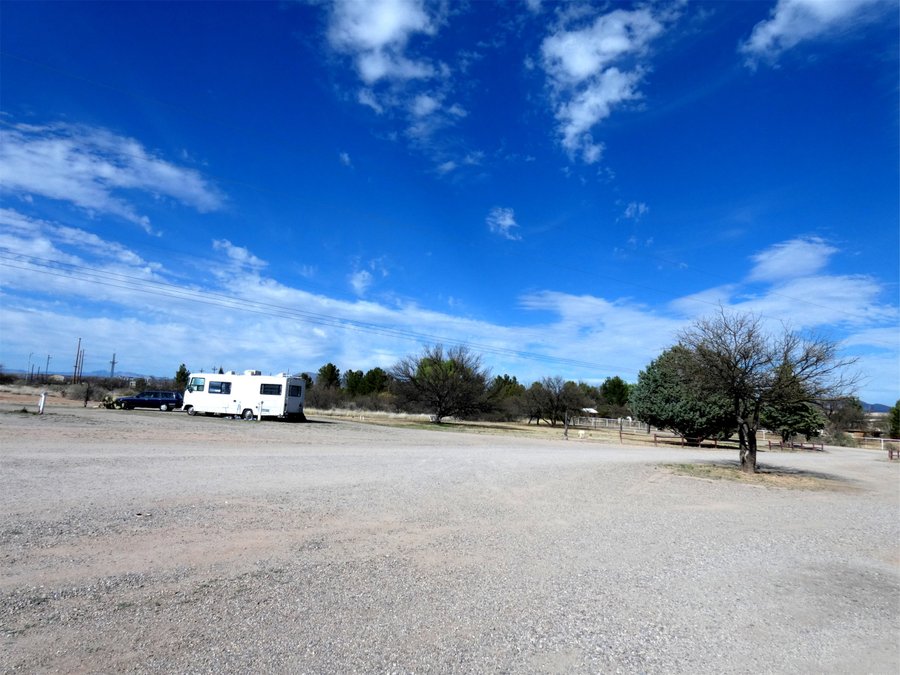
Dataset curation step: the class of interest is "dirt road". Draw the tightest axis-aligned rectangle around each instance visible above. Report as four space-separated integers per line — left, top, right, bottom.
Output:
2 405 898 673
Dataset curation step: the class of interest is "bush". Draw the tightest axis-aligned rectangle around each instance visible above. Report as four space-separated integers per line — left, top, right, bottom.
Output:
65 382 107 404
826 430 857 447
306 385 343 410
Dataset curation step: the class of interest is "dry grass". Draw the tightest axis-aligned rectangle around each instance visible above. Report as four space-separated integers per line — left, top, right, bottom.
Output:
664 462 856 491
306 409 582 440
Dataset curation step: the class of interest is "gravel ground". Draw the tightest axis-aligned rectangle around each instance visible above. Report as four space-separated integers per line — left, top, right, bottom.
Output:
1 404 898 673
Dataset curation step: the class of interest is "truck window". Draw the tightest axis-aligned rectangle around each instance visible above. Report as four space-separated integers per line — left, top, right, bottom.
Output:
188 377 205 392
260 384 282 396
209 381 232 395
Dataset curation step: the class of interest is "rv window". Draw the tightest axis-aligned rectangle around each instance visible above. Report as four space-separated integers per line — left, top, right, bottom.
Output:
260 384 282 396
288 385 302 397
209 381 232 395
189 377 205 392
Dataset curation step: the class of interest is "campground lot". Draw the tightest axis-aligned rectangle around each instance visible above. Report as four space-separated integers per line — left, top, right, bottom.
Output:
1 404 898 673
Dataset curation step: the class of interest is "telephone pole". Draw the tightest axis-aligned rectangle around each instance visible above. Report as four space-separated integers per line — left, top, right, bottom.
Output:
109 353 118 379
73 338 82 384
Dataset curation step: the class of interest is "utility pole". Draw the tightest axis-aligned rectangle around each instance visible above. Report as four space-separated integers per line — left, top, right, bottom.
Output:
109 353 118 379
44 355 51 383
73 338 82 384
27 353 33 383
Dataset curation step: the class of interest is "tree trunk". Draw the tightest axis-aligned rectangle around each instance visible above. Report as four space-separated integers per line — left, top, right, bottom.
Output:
739 422 758 473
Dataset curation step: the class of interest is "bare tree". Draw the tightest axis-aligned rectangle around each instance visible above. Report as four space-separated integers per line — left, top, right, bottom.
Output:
390 344 491 423
529 376 588 427
679 309 857 473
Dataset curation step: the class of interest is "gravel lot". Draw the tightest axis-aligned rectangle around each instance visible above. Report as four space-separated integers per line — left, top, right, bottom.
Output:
2 404 898 673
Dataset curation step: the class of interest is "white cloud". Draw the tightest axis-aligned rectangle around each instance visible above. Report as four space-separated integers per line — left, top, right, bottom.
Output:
0 208 157 271
0 222 895 403
411 93 441 117
841 326 900 350
624 201 649 220
358 89 385 113
339 151 353 167
0 122 223 233
357 51 434 84
349 269 374 296
327 0 436 84
542 10 662 84
747 236 837 282
447 104 467 118
540 8 665 163
212 239 267 271
486 207 522 241
348 257 390 297
733 274 895 329
740 0 890 63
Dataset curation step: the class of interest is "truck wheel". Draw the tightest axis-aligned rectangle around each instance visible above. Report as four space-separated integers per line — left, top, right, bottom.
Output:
241 409 255 420
185 406 196 416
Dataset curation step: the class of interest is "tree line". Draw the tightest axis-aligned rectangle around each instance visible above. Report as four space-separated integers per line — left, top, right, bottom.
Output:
298 309 885 475
164 308 893 475
300 344 633 426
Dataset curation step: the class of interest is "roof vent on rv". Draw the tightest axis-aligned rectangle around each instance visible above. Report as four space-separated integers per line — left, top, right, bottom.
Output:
245 370 262 376
226 371 236 375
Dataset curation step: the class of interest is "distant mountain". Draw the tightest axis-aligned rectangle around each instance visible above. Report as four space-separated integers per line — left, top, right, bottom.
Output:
862 402 891 413
82 369 146 379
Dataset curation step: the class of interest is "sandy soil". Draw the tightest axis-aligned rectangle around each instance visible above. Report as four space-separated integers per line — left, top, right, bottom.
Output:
1 402 898 673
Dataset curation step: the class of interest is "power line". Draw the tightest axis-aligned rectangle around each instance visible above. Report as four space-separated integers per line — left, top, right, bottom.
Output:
0 252 641 375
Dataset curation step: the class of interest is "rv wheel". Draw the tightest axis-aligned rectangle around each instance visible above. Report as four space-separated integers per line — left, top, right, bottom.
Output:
241 409 255 420
185 406 196 416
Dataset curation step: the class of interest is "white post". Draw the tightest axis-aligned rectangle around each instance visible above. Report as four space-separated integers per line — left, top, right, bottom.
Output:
258 400 263 422
38 391 47 414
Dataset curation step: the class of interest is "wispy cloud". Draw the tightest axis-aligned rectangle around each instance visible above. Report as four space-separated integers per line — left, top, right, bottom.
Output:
486 207 522 241
747 236 838 282
348 257 390 297
212 239 267 271
0 208 166 309
411 93 441 117
624 201 649 221
740 0 891 65
349 269 374 296
540 8 665 163
0 208 154 269
1 221 896 401
324 0 475 169
0 122 224 234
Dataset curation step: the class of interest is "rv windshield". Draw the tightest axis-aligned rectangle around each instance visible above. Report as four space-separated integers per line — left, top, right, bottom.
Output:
188 377 205 392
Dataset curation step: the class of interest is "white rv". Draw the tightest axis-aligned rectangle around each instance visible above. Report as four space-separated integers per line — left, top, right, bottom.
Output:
182 370 306 421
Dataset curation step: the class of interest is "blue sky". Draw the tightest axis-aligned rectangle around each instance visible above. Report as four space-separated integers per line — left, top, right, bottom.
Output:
1 0 898 404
